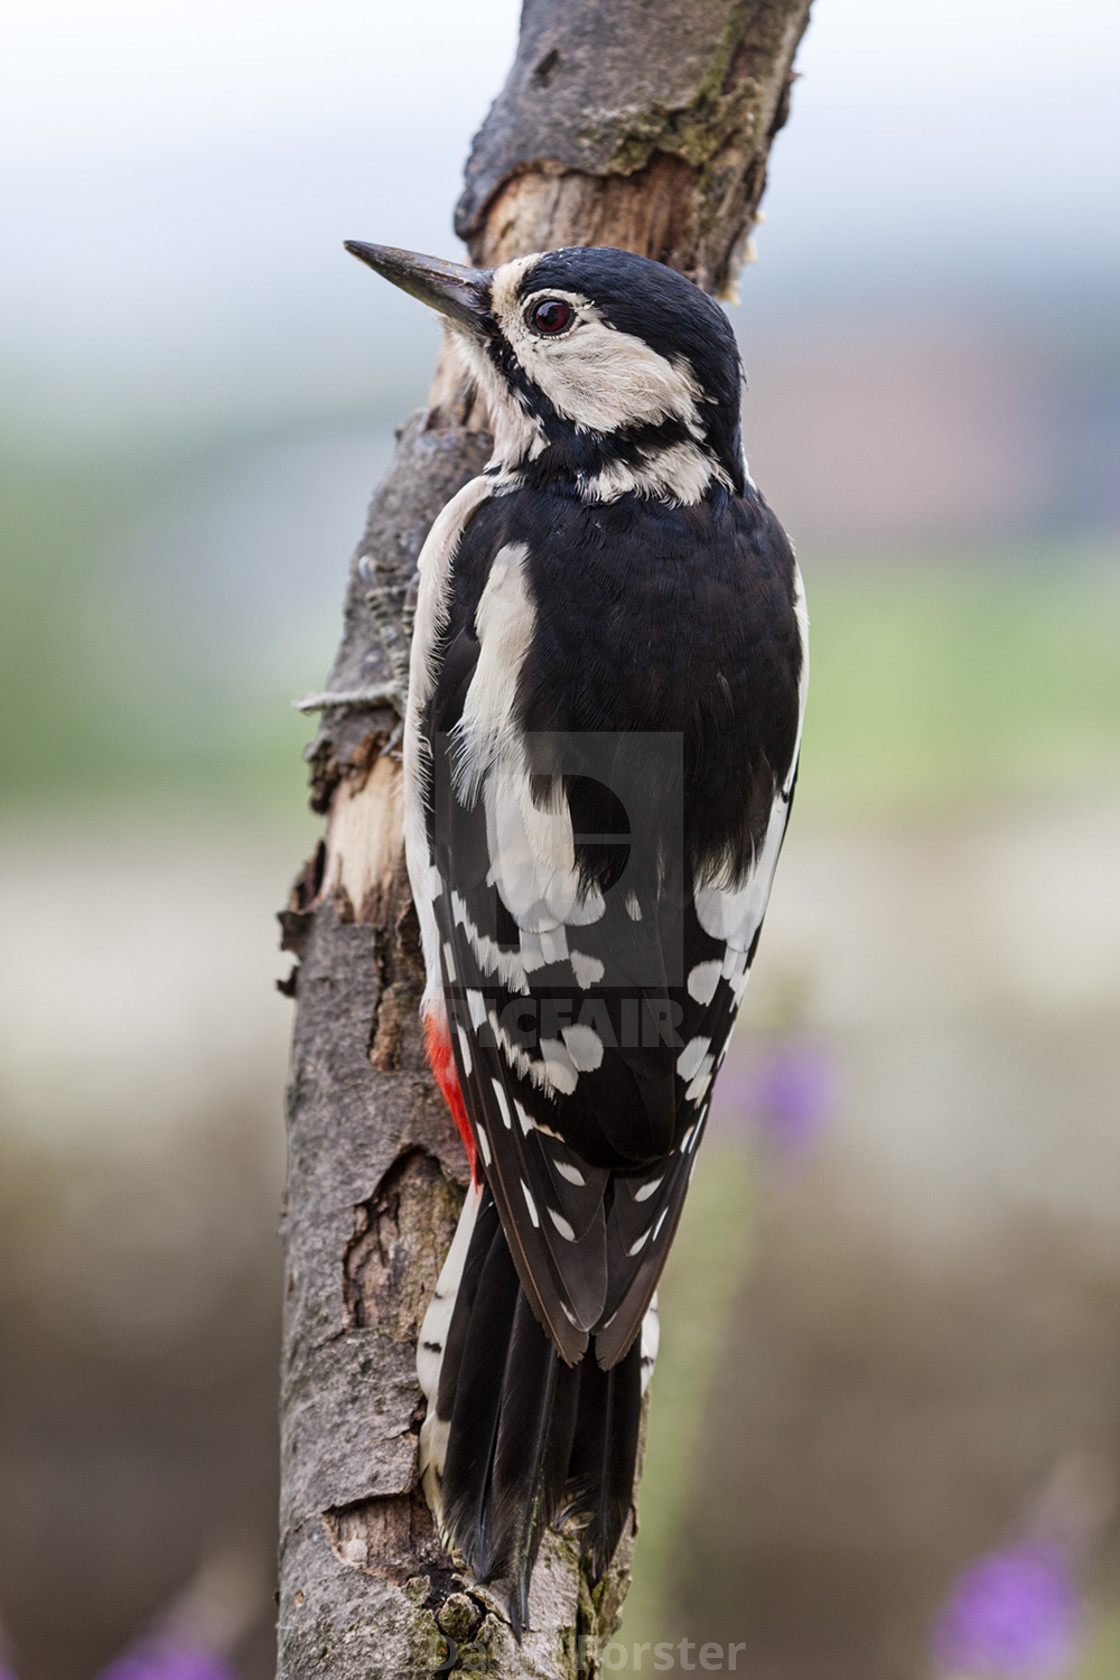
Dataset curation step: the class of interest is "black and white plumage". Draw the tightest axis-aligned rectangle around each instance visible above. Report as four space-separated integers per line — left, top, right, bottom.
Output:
346 240 808 1634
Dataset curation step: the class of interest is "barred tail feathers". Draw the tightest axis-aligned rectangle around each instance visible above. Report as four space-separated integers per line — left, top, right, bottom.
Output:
416 1184 649 1636
417 1179 484 1517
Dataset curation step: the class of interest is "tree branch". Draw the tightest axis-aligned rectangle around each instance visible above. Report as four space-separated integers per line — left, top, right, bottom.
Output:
277 4 812 1676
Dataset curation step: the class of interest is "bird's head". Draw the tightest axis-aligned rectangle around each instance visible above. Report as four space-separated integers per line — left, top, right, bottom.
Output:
345 241 745 505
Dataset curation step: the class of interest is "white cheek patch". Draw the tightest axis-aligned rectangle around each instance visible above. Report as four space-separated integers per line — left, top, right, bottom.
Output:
528 314 705 437
490 270 708 439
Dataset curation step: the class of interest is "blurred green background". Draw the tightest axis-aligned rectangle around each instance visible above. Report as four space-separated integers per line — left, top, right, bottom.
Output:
2 1 1119 1677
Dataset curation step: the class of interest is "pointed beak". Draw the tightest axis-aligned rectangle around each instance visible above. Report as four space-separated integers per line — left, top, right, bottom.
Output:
344 242 491 335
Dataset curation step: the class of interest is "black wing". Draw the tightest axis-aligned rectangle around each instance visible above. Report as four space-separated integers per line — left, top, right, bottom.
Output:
421 482 804 1366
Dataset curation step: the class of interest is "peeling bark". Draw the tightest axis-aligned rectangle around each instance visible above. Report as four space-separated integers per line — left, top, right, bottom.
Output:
278 3 813 1676
458 0 811 295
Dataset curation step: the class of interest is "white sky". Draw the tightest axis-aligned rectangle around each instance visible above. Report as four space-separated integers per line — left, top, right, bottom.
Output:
1 0 1117 161
1 0 1117 424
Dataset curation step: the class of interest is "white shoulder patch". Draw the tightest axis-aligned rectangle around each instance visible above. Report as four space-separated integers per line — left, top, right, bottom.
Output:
485 764 606 934
445 538 606 941
450 541 534 807
402 473 496 1012
694 794 790 952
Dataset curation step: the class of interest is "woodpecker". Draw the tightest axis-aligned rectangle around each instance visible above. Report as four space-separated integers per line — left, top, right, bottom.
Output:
345 240 808 1635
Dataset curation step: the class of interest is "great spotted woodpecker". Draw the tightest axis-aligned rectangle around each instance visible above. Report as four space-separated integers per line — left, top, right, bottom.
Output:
345 241 808 1635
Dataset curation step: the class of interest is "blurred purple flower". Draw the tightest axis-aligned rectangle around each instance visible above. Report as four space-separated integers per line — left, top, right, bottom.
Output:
748 1040 836 1156
0 1664 17 1680
98 1640 239 1680
931 1542 1080 1678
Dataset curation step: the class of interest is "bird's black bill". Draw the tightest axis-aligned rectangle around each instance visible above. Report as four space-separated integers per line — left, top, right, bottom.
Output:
344 241 491 333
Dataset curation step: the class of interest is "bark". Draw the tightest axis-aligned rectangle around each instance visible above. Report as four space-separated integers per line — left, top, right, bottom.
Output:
277 3 813 1677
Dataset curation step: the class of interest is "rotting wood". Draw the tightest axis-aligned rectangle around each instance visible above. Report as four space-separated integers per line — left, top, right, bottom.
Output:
278 3 813 1676
342 1149 462 1339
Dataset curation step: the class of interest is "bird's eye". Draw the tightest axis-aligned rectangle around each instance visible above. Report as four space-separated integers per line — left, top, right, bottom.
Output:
528 298 574 335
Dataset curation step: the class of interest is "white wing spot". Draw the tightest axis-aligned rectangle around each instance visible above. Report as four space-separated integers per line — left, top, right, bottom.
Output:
687 960 722 1005
677 1036 712 1081
548 1207 576 1241
490 1009 533 1080
627 1227 651 1257
554 1158 586 1186
625 892 642 922
476 1125 492 1167
486 1011 585 1104
561 1023 604 1072
521 924 570 971
634 1176 663 1202
685 1056 715 1104
521 1180 540 1227
538 1038 579 1097
456 894 530 993
442 942 458 984
456 1027 473 1077
466 988 486 1028
570 949 605 988
511 1096 565 1140
694 795 788 949
491 1078 513 1128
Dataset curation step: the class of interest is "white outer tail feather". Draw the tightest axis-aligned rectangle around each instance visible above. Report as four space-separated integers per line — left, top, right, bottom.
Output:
416 1183 662 1526
417 1180 483 1523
